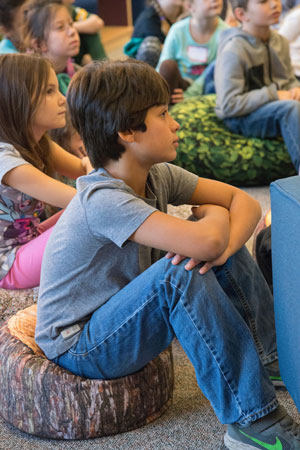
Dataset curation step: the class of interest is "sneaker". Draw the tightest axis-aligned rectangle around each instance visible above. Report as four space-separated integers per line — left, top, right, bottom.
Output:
265 360 285 389
224 405 300 449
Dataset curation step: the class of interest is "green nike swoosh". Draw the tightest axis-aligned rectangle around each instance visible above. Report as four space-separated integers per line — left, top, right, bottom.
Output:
239 430 283 450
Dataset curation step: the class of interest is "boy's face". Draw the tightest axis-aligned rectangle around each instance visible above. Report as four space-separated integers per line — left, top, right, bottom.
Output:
239 0 281 28
130 105 180 166
188 0 223 20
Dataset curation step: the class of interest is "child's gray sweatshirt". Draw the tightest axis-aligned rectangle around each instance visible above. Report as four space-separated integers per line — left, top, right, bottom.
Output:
215 27 300 119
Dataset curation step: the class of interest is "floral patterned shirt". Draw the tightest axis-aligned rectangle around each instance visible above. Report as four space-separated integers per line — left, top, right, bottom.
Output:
0 143 44 279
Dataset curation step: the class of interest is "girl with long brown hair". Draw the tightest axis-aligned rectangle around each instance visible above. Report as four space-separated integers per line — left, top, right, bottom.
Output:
0 53 91 289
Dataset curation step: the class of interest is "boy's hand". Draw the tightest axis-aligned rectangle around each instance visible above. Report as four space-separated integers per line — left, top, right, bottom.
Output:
165 252 201 271
171 88 184 104
197 248 231 275
277 90 292 100
289 87 300 101
165 204 230 273
165 247 231 275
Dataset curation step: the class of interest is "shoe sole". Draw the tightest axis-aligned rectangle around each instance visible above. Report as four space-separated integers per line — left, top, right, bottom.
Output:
224 431 258 449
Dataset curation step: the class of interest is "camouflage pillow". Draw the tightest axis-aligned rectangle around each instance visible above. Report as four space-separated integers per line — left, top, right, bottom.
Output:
170 95 296 186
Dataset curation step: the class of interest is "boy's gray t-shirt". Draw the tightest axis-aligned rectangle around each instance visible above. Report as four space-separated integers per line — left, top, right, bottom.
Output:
36 163 199 359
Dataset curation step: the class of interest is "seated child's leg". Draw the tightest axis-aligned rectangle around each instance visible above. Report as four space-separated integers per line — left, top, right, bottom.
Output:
0 216 61 289
136 36 162 68
53 246 278 426
159 59 191 94
224 100 300 171
74 33 106 65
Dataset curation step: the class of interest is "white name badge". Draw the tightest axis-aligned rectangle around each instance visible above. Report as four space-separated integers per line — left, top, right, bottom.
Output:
187 46 208 63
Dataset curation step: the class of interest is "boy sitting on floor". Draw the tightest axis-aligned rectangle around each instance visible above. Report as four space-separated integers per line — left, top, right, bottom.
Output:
36 59 300 449
215 0 300 173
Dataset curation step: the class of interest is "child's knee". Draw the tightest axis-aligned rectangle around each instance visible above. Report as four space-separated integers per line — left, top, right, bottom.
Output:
159 59 180 80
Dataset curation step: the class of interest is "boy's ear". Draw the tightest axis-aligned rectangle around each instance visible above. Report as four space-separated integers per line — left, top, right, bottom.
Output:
117 129 135 144
234 7 248 23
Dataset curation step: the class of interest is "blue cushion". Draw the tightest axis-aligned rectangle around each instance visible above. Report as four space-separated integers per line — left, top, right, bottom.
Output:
271 176 300 410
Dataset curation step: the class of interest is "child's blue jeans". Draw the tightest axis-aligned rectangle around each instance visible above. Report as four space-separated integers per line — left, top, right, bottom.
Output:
52 246 278 426
224 100 300 171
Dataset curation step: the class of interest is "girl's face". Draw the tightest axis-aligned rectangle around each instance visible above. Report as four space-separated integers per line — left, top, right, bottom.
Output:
41 6 80 61
188 0 223 19
5 1 29 46
159 0 185 22
31 68 66 142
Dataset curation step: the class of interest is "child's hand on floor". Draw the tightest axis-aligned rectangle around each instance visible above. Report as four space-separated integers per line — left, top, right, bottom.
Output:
289 87 300 101
171 88 184 104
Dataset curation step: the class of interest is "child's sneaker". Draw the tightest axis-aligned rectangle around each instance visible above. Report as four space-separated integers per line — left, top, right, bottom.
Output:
224 405 300 449
265 359 285 389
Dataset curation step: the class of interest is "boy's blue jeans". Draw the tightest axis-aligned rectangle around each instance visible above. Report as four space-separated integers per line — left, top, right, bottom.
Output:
224 100 300 172
53 246 278 426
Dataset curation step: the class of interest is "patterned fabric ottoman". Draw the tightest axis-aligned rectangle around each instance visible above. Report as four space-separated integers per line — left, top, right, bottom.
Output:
0 304 174 439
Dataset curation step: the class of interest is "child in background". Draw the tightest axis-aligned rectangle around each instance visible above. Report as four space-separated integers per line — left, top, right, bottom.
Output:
62 0 106 65
279 6 300 79
157 0 228 102
37 59 300 450
0 53 91 290
24 0 80 95
49 112 86 159
215 0 300 173
124 0 185 68
0 0 28 53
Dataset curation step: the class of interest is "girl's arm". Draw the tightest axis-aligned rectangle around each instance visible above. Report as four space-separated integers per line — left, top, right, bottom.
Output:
50 140 93 179
2 164 76 209
73 14 104 34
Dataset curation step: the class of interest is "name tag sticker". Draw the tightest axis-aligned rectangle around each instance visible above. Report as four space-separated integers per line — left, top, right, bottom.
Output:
187 46 208 63
61 324 81 339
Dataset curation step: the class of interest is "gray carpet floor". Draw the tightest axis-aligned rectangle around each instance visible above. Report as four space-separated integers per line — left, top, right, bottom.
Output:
1 185 299 450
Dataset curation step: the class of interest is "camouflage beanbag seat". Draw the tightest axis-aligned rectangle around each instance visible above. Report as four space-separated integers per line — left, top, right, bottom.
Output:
170 95 296 186
0 305 174 439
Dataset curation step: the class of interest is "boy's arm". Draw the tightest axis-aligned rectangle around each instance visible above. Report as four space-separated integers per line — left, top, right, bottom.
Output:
188 178 261 272
215 49 278 118
130 204 230 263
279 35 300 90
167 178 261 274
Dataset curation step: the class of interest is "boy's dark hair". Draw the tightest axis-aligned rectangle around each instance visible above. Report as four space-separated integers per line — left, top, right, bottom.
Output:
67 59 170 169
229 0 249 10
0 0 27 28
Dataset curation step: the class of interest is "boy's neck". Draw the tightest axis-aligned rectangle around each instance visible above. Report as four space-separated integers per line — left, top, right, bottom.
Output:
242 23 271 42
190 16 219 44
104 156 150 198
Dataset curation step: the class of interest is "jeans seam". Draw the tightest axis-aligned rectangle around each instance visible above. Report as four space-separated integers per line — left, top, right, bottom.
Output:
224 267 265 357
177 293 244 419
